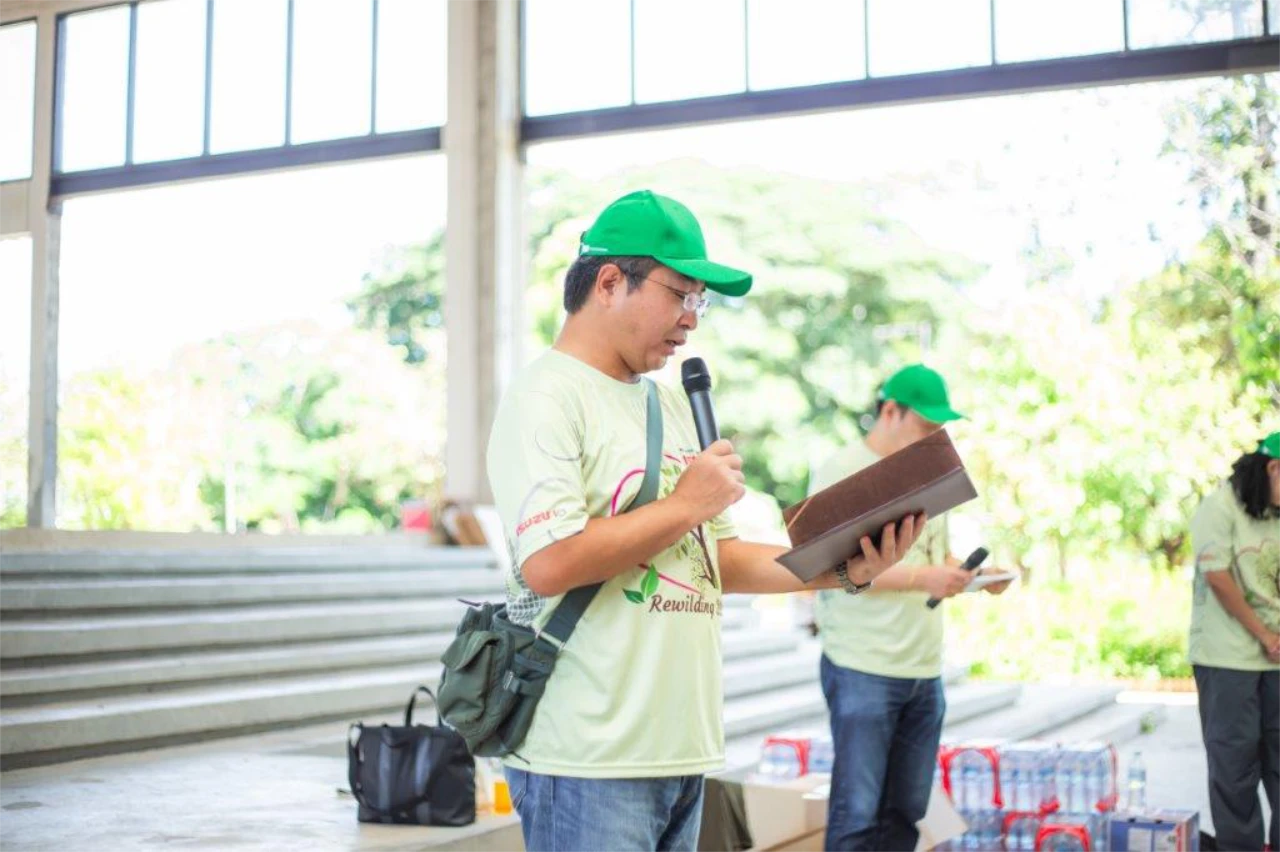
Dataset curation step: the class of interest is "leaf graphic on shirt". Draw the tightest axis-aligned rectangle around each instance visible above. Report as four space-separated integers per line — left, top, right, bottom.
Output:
623 590 645 604
641 564 659 599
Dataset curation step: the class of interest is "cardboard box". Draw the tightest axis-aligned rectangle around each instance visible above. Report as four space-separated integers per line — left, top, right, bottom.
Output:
742 774 828 851
1109 809 1200 852
915 783 968 851
765 829 824 852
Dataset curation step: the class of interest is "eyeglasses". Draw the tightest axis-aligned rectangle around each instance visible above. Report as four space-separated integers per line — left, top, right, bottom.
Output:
645 278 710 318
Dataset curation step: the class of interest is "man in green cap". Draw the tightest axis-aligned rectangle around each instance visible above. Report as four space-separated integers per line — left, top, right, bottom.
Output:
1188 432 1279 852
808 364 1013 852
485 190 926 851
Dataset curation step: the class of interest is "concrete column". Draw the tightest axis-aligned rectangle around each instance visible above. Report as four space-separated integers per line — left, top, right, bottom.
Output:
444 0 523 504
26 10 61 528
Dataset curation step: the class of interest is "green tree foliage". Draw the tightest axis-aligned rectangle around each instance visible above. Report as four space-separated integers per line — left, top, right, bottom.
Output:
48 322 445 533
1141 74 1278 407
523 162 982 507
347 233 446 365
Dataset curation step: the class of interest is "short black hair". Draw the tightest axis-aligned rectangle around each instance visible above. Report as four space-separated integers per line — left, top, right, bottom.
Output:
1229 451 1279 521
873 389 909 419
563 255 658 314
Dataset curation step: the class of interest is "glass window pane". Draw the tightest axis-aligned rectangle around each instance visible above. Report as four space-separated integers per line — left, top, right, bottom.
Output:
60 6 130 172
291 0 373 143
867 0 991 77
1127 0 1263 48
134 0 207 163
524 0 631 116
635 0 745 103
0 237 31 528
375 0 445 132
0 22 37 181
747 0 865 90
994 0 1124 63
1269 0 1278 34
55 155 446 532
210 0 287 154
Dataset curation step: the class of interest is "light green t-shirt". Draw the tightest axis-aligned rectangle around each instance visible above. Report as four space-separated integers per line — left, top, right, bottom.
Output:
810 440 950 679
1188 484 1280 671
486 349 737 778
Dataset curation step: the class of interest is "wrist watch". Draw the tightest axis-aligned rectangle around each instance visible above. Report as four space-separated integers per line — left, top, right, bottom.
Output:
835 563 873 595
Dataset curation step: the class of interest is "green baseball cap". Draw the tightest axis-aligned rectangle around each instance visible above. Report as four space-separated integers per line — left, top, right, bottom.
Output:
1258 432 1280 458
879 364 965 424
579 190 753 297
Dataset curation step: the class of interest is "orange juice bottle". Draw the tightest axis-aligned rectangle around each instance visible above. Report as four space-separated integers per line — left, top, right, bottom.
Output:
493 777 512 814
489 758 512 815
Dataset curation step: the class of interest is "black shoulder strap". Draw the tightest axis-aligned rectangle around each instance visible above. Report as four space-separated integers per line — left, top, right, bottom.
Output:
539 378 663 647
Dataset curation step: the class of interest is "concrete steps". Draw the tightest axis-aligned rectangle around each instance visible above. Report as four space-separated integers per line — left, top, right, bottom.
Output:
1 623 804 705
0 541 799 768
1045 697 1169 746
0 568 508 613
943 682 1123 744
0 635 820 767
0 542 496 574
0 599 489 660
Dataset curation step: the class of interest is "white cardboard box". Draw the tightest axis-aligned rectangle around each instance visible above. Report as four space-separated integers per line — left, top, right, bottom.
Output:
743 775 829 851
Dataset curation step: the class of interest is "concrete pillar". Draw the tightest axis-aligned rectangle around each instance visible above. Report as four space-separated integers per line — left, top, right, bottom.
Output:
444 0 523 504
26 10 61 528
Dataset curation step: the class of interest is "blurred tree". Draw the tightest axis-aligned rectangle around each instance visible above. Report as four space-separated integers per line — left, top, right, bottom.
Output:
523 162 982 507
347 233 446 365
1140 73 1278 407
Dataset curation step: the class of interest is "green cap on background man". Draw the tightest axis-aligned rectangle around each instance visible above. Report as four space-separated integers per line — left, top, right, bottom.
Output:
1258 431 1280 458
579 190 753 297
879 364 965 424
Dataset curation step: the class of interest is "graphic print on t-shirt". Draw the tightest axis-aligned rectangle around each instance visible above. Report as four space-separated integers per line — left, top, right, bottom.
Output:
619 451 722 615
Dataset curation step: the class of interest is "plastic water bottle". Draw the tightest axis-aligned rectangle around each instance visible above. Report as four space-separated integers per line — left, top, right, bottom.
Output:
1126 751 1147 811
1091 813 1110 852
808 736 834 774
957 762 976 850
1071 755 1087 814
1058 752 1077 814
1089 756 1109 813
1038 751 1056 812
982 811 1000 851
1006 752 1023 811
1017 817 1038 852
961 762 978 810
979 760 994 809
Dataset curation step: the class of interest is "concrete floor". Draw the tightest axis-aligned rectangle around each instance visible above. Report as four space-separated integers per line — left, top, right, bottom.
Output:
0 696 1262 851
0 717 522 852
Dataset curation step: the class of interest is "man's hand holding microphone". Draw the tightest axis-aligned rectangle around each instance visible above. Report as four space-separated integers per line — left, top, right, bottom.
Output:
674 355 927 590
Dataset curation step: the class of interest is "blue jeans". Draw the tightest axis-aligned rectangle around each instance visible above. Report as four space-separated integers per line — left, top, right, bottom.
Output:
821 655 946 852
504 766 705 852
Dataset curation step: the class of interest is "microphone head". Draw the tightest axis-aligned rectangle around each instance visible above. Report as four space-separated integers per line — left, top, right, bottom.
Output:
681 357 712 393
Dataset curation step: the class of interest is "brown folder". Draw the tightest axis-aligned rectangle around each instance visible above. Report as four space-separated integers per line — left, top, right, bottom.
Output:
778 429 978 582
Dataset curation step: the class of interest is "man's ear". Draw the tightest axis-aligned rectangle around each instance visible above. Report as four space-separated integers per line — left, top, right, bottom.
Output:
594 263 625 308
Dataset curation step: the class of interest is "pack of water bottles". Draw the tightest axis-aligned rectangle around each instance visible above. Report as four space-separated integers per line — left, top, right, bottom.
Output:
936 742 1005 852
753 732 835 781
935 739 1120 851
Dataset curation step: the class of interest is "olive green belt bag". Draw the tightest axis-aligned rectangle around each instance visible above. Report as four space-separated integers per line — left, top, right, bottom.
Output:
437 378 662 758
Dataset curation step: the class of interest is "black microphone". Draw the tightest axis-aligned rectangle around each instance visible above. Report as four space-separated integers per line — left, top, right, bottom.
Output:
926 546 989 609
681 357 719 450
